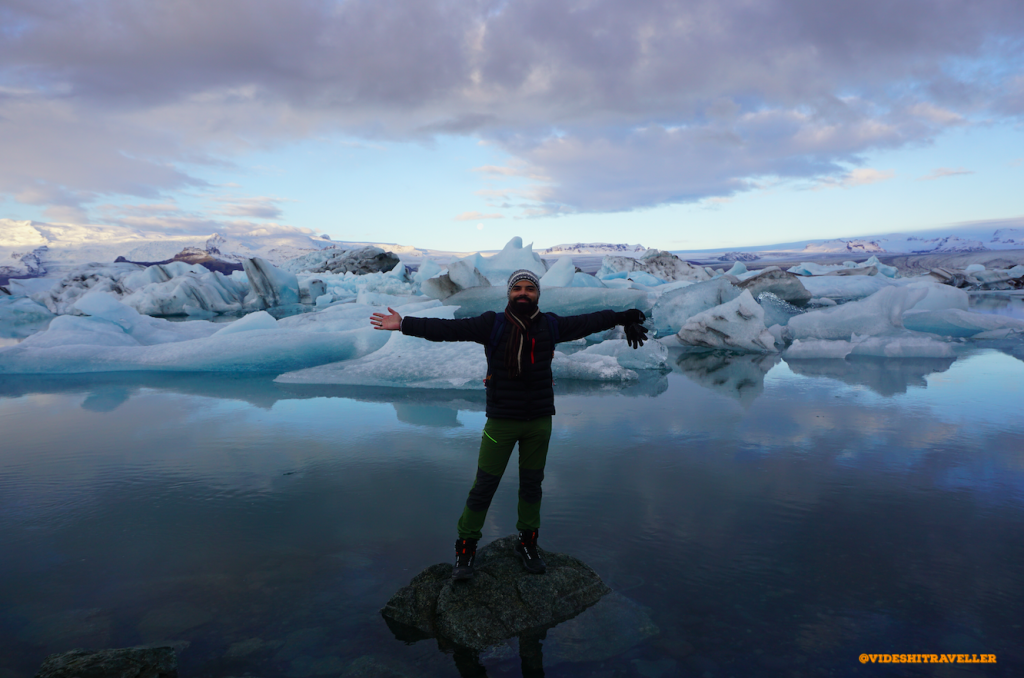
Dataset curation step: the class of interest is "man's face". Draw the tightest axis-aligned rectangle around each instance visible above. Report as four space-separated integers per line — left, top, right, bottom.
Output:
509 280 539 311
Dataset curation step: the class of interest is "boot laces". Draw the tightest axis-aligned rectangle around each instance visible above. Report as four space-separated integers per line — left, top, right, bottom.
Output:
455 539 476 567
518 530 539 560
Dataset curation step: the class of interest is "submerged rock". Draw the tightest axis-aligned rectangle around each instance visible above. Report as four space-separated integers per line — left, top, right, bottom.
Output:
380 535 612 651
35 646 177 678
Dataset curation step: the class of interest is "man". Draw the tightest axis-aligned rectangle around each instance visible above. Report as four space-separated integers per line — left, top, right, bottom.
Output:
371 269 647 580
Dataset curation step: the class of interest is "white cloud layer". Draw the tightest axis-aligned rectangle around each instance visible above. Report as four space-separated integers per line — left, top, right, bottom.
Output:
2 0 1023 220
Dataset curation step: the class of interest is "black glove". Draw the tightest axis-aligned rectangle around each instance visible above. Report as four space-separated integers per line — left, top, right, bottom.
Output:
624 322 648 349
615 309 648 349
615 309 646 326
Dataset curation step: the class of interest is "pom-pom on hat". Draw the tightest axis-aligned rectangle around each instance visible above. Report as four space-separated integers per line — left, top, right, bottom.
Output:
507 269 541 296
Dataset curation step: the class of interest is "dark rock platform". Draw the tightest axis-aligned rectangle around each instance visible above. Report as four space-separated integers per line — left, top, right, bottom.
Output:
381 534 612 651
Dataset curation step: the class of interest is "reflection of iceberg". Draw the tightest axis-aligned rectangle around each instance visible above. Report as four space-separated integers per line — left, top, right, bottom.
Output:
674 351 780 406
392 403 462 427
784 356 956 396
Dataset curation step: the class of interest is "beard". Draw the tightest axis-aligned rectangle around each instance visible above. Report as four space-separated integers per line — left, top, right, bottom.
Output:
510 296 538 314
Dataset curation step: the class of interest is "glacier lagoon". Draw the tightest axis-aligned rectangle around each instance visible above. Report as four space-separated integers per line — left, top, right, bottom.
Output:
1 350 1023 677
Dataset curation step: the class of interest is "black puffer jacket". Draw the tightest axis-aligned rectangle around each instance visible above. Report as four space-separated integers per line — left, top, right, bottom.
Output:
401 309 619 420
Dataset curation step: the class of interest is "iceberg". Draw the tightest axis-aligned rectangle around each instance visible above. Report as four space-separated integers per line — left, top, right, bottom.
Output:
735 267 811 305
539 256 576 288
901 309 1024 337
474 237 548 285
598 249 711 282
725 261 747 276
756 291 805 328
120 269 250 316
904 281 969 312
798 275 895 301
675 290 778 353
0 294 390 374
787 286 928 340
212 310 278 336
242 257 300 307
650 277 741 335
274 305 642 388
551 351 638 381
443 287 652 318
412 259 443 283
0 297 54 337
626 270 667 286
572 338 669 370
570 272 607 288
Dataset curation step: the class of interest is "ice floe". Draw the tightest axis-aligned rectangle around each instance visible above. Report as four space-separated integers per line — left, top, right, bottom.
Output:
675 290 778 353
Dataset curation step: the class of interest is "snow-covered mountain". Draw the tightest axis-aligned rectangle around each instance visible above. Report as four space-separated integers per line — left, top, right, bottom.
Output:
540 243 646 255
803 239 885 254
0 219 459 283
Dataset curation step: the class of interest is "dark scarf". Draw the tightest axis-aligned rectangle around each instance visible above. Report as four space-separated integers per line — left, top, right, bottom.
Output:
503 303 540 379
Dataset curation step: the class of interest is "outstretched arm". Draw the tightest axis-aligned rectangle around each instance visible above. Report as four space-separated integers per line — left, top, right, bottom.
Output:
370 309 496 343
370 307 402 331
555 309 648 348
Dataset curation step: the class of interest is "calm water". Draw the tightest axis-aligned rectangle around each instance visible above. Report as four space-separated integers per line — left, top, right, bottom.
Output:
1 350 1023 677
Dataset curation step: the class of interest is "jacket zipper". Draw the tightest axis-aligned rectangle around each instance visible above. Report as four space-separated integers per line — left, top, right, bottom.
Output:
531 337 535 364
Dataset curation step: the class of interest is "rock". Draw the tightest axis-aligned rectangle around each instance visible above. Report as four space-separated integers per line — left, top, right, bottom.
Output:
380 535 611 651
314 246 400 275
599 251 712 283
34 646 177 678
735 267 812 305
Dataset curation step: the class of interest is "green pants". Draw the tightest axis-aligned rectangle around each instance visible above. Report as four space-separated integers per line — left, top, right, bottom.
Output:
457 416 552 540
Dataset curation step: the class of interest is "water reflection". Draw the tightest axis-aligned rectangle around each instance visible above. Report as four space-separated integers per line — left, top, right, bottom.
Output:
784 355 956 396
673 350 780 406
1 354 1023 676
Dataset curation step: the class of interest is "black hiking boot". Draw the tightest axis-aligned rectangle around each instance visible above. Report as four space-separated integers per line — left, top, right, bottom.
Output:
515 529 546 574
452 538 478 581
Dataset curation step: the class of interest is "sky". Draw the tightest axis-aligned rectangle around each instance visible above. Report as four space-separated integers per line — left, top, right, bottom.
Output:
1 0 1023 252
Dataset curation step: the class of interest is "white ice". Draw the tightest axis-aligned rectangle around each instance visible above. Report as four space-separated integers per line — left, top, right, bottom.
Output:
675 290 778 353
573 338 669 370
650 277 740 335
274 304 641 388
787 286 928 340
0 294 389 374
901 309 1024 337
798 275 896 301
213 310 278 336
443 286 653 318
570 272 607 288
540 256 577 287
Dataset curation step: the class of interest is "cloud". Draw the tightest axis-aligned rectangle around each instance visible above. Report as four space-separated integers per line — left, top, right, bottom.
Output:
813 168 895 191
212 196 290 219
453 211 504 221
918 167 975 181
2 0 1023 220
